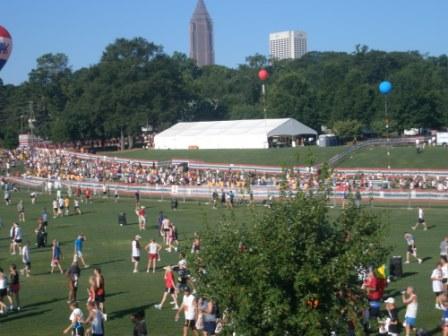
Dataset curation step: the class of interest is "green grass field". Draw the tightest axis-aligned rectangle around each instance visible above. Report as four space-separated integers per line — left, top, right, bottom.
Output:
0 192 447 335
104 145 448 169
337 146 448 169
104 147 343 167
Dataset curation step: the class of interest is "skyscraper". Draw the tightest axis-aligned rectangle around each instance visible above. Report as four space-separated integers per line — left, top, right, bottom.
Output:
269 31 308 60
190 0 215 66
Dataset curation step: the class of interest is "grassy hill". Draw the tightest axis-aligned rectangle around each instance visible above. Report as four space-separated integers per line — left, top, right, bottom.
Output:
337 146 448 169
103 147 343 166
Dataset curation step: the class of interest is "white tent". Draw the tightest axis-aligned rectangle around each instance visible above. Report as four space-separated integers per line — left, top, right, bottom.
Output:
154 118 317 149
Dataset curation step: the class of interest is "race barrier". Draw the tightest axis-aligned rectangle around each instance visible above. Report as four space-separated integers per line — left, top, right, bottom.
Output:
7 176 448 202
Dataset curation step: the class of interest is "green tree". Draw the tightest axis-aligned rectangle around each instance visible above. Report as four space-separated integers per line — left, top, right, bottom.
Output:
333 119 363 143
192 195 389 336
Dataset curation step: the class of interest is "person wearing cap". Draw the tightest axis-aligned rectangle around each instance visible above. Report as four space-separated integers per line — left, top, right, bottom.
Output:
384 297 400 336
132 235 142 273
154 266 178 310
175 287 198 336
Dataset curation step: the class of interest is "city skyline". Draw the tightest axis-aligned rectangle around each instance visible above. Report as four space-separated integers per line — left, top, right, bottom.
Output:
1 0 447 85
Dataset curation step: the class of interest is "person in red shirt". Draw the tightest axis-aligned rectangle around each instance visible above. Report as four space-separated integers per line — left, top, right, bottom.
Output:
154 266 178 310
362 270 386 319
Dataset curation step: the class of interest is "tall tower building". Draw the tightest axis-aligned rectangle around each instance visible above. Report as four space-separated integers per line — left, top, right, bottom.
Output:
269 31 307 60
190 0 215 66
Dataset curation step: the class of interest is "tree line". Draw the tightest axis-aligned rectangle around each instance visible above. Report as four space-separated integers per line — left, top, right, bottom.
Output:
0 38 447 148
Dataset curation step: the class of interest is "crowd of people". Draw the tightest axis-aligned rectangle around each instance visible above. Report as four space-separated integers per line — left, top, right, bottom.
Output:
2 148 447 199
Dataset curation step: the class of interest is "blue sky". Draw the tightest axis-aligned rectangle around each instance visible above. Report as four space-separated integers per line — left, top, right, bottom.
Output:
1 0 446 85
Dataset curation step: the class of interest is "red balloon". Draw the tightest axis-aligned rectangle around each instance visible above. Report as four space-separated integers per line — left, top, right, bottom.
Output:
258 69 269 81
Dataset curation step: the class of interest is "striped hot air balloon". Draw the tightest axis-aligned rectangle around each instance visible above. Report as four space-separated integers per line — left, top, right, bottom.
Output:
0 25 12 71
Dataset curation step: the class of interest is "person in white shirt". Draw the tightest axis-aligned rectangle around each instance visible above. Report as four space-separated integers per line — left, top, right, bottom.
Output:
175 287 198 336
412 207 428 231
63 302 84 335
21 242 31 277
0 268 8 314
9 222 23 256
132 235 142 273
145 239 162 273
402 287 418 336
432 263 444 309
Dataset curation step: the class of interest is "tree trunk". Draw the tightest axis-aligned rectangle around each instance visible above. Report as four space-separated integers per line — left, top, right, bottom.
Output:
120 129 125 151
128 135 134 149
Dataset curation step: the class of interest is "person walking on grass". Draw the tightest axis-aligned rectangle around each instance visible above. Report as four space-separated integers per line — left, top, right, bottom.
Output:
64 196 70 216
9 222 23 256
17 200 25 222
63 302 85 335
93 267 106 318
74 198 82 215
67 260 81 303
175 287 199 336
0 268 8 314
51 239 64 274
74 234 89 269
154 266 178 310
7 264 20 311
431 262 444 309
85 302 105 336
145 239 162 273
412 207 428 231
402 286 418 336
132 235 142 273
404 233 422 264
21 241 31 277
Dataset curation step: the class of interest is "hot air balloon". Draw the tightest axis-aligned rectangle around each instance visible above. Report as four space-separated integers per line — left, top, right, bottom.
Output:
0 25 12 71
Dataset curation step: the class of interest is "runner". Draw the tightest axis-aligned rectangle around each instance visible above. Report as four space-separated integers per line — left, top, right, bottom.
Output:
175 287 199 336
52 199 58 218
21 241 31 277
64 196 70 216
412 207 428 231
402 287 418 336
87 276 96 304
58 197 65 217
63 302 85 335
30 191 37 205
67 260 81 303
0 268 8 314
74 234 89 268
138 206 146 231
145 239 162 273
85 302 105 336
404 233 422 264
17 200 25 222
132 235 142 273
74 198 82 215
51 240 64 274
131 310 148 336
114 188 119 203
431 262 444 309
93 267 106 317
4 189 11 206
7 264 20 311
9 222 23 256
199 297 218 336
154 266 178 310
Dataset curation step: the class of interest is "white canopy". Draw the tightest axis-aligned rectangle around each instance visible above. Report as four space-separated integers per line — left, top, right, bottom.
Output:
154 118 317 149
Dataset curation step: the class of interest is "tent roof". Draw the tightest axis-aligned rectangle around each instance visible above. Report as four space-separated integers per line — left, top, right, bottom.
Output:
156 118 317 138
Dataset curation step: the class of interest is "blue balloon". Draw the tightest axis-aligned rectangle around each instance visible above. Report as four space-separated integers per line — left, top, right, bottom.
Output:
379 81 393 95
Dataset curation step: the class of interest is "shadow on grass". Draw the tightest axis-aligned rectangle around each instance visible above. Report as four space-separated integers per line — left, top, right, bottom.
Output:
92 259 125 267
25 297 66 309
0 308 52 322
109 302 157 320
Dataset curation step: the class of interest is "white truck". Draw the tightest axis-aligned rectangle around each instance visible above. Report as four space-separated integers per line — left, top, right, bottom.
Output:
436 132 448 147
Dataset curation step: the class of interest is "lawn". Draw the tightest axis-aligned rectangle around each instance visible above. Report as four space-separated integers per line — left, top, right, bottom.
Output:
0 191 446 335
337 146 448 169
103 147 343 167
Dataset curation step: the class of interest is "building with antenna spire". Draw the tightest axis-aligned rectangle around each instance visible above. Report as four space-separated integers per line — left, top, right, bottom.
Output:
189 0 215 66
